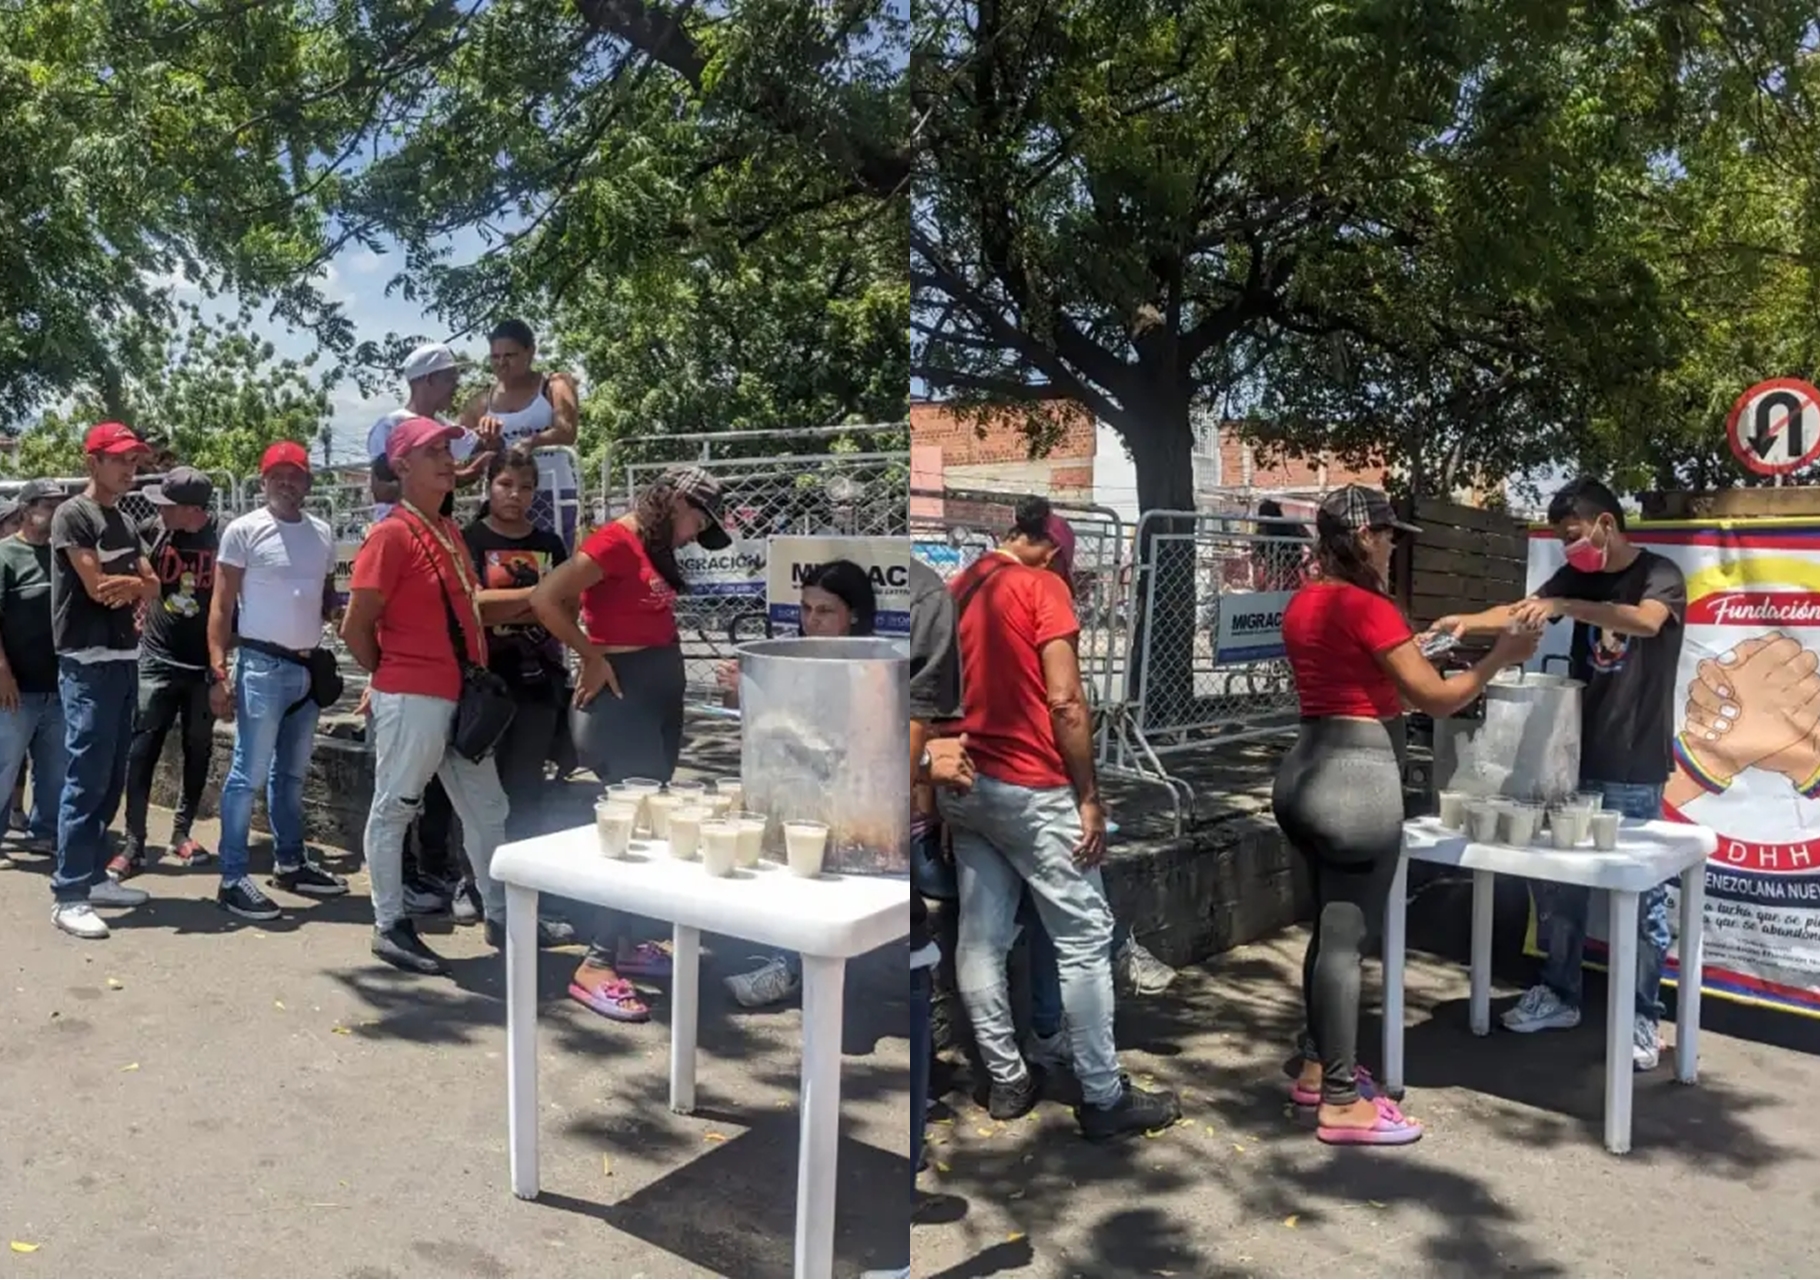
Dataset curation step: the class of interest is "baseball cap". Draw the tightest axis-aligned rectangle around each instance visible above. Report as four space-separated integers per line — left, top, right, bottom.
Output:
16 479 65 505
386 415 466 462
260 441 311 475
144 466 214 508
401 342 459 384
84 421 151 457
1317 485 1422 535
662 465 732 551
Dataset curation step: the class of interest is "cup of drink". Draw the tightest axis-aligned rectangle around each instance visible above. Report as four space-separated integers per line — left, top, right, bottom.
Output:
699 819 740 877
668 805 705 859
783 820 830 878
715 777 744 810
1574 790 1605 813
1436 790 1470 830
619 778 662 835
595 800 637 859
669 780 708 800
1502 803 1541 846
1547 810 1580 849
646 790 682 841
1466 803 1500 843
1589 811 1621 850
704 791 734 817
732 810 767 868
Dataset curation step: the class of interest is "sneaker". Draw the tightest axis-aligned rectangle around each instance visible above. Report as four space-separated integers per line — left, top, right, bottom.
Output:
403 878 451 916
168 838 213 867
218 876 281 921
1024 1028 1072 1072
987 1070 1041 1121
1115 937 1177 996
483 917 580 949
725 955 802 1008
373 920 450 975
0 854 12 870
1501 984 1582 1033
52 902 109 939
1076 1077 1182 1141
105 850 142 882
88 879 149 909
271 860 349 898
450 879 483 925
1633 1014 1661 1071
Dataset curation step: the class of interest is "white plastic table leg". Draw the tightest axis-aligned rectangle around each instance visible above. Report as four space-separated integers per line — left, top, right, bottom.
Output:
1382 853 1409 1099
669 924 701 1114
506 883 540 1199
1676 867 1705 1084
795 953 846 1280
1469 869 1495 1036
1604 890 1640 1155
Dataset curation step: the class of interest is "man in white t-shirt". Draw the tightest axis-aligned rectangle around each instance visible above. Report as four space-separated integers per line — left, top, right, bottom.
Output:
205 441 347 921
367 342 483 528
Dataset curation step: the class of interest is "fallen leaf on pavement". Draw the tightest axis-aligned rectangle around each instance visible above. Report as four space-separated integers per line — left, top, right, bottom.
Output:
1006 1232 1025 1243
1008 1189 1025 1200
935 1161 951 1174
1174 1117 1192 1127
274 1001 285 1010
975 1126 995 1137
602 1157 612 1176
704 1132 729 1143
10 1242 39 1253
105 977 122 990
1368 1200 1387 1209
119 1063 139 1072
330 1026 352 1036
1232 1143 1246 1153
1283 1215 1299 1228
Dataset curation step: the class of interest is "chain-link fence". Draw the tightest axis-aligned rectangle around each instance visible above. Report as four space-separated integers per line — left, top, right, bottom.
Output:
0 471 244 530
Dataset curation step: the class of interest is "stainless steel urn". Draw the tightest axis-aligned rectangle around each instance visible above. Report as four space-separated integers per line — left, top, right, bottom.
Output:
737 636 910 875
1433 670 1583 805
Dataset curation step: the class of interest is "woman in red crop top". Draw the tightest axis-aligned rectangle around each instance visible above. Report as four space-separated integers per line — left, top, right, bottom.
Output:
1274 486 1536 1148
530 465 731 1022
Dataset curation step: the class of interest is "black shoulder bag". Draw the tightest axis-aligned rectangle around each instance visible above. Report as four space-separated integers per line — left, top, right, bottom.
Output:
399 513 518 763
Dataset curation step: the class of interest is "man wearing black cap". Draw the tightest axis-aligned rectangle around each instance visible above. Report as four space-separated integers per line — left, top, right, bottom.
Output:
113 466 221 879
0 480 70 867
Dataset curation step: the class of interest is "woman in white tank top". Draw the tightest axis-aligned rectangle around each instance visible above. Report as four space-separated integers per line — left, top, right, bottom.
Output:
462 319 580 543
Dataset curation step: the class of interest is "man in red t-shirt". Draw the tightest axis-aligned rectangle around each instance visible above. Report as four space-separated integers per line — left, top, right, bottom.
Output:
342 416 520 975
937 496 1179 1141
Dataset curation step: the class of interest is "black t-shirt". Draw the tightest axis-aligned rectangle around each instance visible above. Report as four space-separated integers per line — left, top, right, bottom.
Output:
140 517 219 671
51 496 142 656
0 537 59 692
1538 548 1687 785
463 520 568 689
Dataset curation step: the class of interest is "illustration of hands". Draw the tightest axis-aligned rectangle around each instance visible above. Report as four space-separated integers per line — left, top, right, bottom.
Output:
1677 631 1820 798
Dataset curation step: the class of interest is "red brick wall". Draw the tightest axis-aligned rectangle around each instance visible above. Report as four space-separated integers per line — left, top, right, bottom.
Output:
910 401 1097 495
1217 433 1386 491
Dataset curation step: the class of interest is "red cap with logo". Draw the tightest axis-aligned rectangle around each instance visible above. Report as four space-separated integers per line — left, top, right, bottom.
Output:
84 422 151 457
260 440 311 474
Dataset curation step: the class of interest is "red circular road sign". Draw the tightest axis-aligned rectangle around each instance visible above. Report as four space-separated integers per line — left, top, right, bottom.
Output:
1727 378 1820 476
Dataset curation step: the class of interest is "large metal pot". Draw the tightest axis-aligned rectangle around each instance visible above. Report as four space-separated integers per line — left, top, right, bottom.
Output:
737 636 909 875
1433 670 1583 806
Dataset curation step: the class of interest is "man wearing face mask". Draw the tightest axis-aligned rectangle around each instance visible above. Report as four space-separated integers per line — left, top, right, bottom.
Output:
1434 476 1686 1071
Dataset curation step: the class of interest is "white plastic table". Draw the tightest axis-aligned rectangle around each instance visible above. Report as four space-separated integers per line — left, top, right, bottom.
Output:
490 827 910 1280
1383 816 1717 1155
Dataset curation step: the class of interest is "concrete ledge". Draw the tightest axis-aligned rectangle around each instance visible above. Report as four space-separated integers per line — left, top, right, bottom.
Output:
147 721 373 854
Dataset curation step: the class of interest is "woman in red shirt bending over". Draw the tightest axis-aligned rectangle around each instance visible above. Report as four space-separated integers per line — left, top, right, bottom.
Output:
1275 486 1536 1146
531 465 732 1022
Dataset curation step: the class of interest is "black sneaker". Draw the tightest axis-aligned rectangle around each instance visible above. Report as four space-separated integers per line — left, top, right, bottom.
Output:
450 878 483 925
271 860 349 898
987 1070 1041 1121
218 876 282 921
372 920 450 975
1076 1077 1181 1141
484 916 580 949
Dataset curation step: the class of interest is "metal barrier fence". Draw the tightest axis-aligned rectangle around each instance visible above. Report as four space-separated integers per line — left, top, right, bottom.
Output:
0 471 242 530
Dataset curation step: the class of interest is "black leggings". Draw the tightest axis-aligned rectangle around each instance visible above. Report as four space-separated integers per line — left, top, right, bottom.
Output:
1270 717 1405 1106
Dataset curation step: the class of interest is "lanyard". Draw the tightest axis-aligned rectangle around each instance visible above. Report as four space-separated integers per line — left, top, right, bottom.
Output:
397 501 483 634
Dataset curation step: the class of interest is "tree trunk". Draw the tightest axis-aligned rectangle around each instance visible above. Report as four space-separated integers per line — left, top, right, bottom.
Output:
1120 402 1197 727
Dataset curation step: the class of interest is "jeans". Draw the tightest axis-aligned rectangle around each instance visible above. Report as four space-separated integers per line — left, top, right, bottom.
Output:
1536 779 1670 1019
0 691 66 843
939 775 1121 1107
364 689 509 930
1022 900 1137 1039
51 658 136 903
909 961 932 1180
124 665 213 850
218 650 318 882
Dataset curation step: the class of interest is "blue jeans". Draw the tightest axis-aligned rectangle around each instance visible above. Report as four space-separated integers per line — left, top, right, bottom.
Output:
0 691 67 843
218 649 318 881
1535 779 1670 1019
1023 897 1131 1039
52 658 136 903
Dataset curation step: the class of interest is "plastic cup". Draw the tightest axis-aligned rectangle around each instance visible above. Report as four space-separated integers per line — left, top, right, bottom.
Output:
646 790 682 840
1466 803 1500 843
1547 811 1580 849
1502 803 1541 846
715 778 744 810
619 778 662 835
704 791 734 817
668 805 705 859
668 780 708 800
1437 790 1470 830
732 810 767 868
783 820 830 878
594 801 636 859
1574 790 1605 813
699 819 739 877
1590 811 1621 851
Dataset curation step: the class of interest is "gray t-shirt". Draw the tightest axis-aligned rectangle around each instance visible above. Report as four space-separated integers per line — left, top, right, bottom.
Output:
909 558 963 723
51 496 143 659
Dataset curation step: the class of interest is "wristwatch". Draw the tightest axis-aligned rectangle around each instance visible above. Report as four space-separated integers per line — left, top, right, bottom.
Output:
917 747 932 775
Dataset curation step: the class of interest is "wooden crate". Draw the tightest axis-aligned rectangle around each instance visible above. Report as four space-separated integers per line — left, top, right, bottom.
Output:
1398 496 1529 627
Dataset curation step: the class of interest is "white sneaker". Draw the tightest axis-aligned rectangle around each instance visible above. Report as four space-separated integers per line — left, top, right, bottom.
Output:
52 902 109 939
725 955 801 1008
1023 1028 1071 1071
1501 983 1581 1032
1633 1014 1660 1071
1115 937 1177 996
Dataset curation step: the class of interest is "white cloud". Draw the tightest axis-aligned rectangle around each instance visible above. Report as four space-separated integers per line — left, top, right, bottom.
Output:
348 248 384 275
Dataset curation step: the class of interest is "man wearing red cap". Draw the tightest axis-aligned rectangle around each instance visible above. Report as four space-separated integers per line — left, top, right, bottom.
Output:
47 423 161 939
342 416 515 974
205 441 346 921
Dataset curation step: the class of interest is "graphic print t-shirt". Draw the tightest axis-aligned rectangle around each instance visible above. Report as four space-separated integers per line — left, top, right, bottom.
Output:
463 520 567 688
139 517 218 671
1537 547 1687 785
51 496 143 658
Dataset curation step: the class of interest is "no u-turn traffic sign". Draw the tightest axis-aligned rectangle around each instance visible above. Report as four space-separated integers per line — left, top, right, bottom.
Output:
1727 378 1820 476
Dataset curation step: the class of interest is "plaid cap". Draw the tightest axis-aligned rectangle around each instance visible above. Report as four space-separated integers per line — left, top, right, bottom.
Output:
661 465 732 551
1317 485 1421 534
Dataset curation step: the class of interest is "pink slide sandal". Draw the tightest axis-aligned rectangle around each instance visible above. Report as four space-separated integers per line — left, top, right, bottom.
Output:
1289 1063 1377 1108
568 977 651 1023
1316 1095 1423 1146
